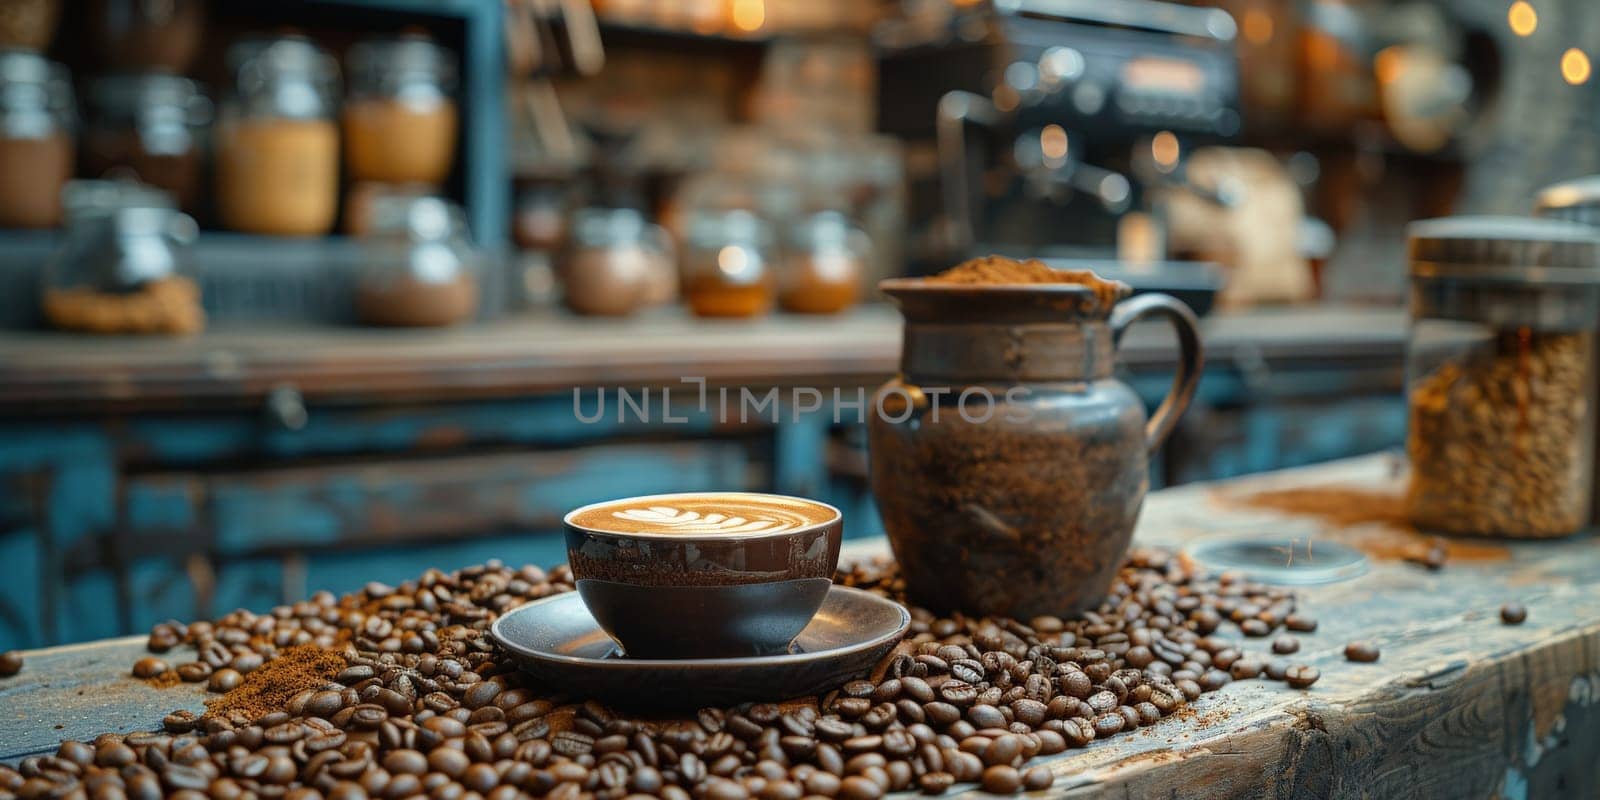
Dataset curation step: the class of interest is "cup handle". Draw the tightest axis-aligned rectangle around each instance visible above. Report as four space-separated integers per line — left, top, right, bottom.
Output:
1108 293 1204 454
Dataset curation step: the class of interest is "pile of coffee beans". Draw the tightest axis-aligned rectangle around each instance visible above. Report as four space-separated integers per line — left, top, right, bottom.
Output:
1 551 1323 799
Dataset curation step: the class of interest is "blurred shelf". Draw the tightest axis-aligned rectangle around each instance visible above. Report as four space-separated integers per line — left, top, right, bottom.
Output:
0 227 510 328
0 304 1408 415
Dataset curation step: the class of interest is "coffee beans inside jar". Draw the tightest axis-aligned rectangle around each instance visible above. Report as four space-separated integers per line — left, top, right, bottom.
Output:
1407 330 1591 537
7 551 1324 798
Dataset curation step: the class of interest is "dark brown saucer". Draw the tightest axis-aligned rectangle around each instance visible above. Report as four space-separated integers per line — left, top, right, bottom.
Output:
490 586 911 708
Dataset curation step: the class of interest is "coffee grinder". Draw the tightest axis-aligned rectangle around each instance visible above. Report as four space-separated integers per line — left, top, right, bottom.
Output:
878 0 1242 268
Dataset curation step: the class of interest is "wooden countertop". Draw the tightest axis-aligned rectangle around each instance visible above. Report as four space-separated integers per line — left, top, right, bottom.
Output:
0 305 1405 414
3 454 1595 797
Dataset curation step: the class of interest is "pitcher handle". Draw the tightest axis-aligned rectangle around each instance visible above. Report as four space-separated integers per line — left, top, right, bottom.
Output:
1108 293 1204 454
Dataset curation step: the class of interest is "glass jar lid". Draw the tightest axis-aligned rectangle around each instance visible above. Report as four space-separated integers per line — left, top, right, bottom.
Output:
89 74 212 156
56 180 197 291
1408 215 1600 286
89 74 210 125
788 210 861 250
569 206 654 248
369 194 468 242
347 34 457 100
1535 176 1600 228
226 35 339 120
687 208 770 250
0 48 73 133
1409 215 1600 331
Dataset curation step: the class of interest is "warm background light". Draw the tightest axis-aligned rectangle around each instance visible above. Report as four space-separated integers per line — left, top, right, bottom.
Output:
1242 9 1274 45
1040 124 1069 165
1151 130 1180 171
1562 48 1592 84
1508 1 1538 37
730 0 765 33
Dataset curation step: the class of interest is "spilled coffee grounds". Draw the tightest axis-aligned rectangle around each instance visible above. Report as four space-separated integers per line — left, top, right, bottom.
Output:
4 554 1322 798
204 644 348 721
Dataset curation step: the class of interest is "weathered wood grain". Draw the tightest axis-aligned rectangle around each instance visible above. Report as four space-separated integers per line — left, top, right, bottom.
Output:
5 455 1595 800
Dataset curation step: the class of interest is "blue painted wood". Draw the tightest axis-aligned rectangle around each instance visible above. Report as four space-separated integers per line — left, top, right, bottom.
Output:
206 442 748 554
0 352 1412 649
0 528 41 649
121 394 728 465
774 411 831 500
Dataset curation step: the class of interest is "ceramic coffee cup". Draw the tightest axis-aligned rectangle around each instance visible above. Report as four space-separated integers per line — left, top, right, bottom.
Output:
563 492 844 659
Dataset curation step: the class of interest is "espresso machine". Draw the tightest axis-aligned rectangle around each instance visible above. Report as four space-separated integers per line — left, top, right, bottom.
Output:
878 0 1242 299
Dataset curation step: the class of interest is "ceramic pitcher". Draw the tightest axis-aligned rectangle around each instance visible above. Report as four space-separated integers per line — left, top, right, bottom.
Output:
867 275 1203 618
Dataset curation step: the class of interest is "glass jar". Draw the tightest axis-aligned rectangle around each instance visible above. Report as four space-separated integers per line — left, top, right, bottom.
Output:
1405 216 1600 538
216 35 340 236
355 195 479 327
84 74 211 213
0 0 60 50
561 207 675 317
681 209 773 318
0 50 74 229
88 0 204 72
779 210 868 314
343 34 458 185
41 180 202 334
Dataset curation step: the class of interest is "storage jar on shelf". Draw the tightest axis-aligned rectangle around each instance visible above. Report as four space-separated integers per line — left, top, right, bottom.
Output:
84 74 211 214
41 181 202 335
355 195 480 327
0 50 74 229
778 210 867 314
215 35 340 237
343 34 458 185
681 209 773 318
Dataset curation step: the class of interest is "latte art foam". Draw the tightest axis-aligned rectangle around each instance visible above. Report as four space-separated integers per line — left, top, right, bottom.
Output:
568 493 837 536
611 506 802 534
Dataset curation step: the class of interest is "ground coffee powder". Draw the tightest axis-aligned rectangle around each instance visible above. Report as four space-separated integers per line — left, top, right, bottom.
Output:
203 644 347 720
925 255 1124 312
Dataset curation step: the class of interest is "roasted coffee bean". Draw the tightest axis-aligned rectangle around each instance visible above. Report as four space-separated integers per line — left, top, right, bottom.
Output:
1059 670 1092 699
938 681 978 706
1022 765 1054 790
1199 669 1231 691
1272 636 1299 655
1092 713 1124 737
1285 664 1320 689
980 765 1022 794
174 662 211 682
967 704 1005 729
918 771 955 794
305 690 344 718
131 658 169 679
1344 642 1380 663
1229 658 1262 680
1501 603 1528 625
1285 614 1318 632
208 668 243 693
0 650 22 677
161 711 198 734
984 734 1023 766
